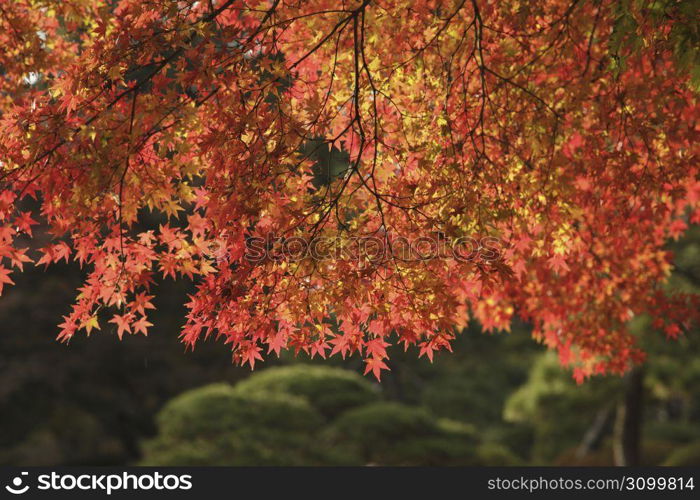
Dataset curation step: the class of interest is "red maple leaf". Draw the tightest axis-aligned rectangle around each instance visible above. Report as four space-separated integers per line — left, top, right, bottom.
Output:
364 355 389 381
133 316 153 336
109 314 133 340
240 343 263 370
0 266 14 296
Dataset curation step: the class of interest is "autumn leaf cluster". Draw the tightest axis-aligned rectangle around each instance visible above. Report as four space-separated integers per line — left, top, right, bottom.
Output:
0 0 698 380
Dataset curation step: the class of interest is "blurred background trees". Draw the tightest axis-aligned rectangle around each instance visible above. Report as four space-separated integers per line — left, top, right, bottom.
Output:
1 0 699 468
1 230 699 466
140 366 520 466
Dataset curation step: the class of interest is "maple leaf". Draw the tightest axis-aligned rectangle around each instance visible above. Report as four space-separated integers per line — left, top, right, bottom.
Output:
418 341 437 363
365 337 390 359
7 248 33 271
240 343 263 370
367 319 385 336
107 65 122 81
36 242 71 267
364 355 389 381
0 0 697 385
669 219 688 240
266 333 287 357
512 259 528 280
82 315 101 336
133 316 153 336
329 334 352 359
0 226 14 244
664 323 681 339
57 315 78 342
187 213 208 238
109 314 132 340
0 266 15 296
131 293 156 316
548 254 570 274
14 212 39 236
572 368 587 385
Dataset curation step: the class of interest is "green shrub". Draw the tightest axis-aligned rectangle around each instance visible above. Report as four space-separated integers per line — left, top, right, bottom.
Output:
475 443 524 466
662 441 700 466
0 406 124 466
555 439 677 466
140 383 335 465
142 372 523 466
232 365 380 419
323 402 484 465
642 440 678 466
647 422 700 445
504 353 622 462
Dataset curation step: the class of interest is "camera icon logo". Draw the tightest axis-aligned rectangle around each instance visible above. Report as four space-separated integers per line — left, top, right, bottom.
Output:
5 472 29 495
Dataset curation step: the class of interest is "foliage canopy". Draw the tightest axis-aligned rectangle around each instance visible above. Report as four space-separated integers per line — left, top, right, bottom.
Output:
0 0 699 379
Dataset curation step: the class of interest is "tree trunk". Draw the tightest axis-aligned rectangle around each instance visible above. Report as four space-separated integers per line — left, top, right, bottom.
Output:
613 366 645 466
576 404 613 459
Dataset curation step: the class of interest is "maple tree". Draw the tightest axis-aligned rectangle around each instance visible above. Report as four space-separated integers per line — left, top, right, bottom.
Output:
0 0 698 381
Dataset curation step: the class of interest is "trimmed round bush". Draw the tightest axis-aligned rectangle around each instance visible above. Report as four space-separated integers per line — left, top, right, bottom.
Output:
232 365 380 419
323 402 485 465
140 383 333 465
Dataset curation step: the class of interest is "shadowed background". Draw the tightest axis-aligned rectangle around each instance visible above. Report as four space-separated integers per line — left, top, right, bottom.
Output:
1 228 699 466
